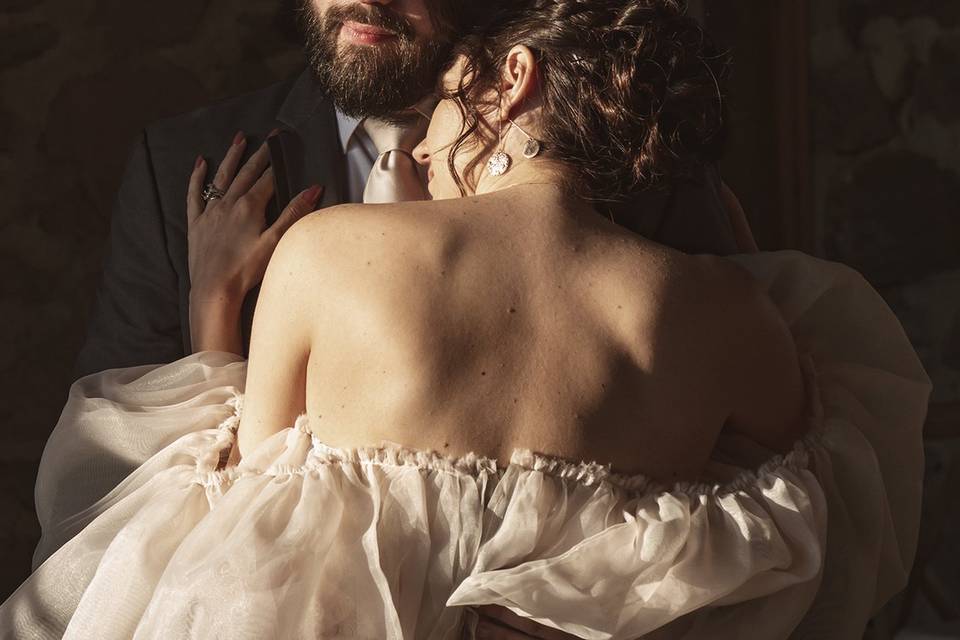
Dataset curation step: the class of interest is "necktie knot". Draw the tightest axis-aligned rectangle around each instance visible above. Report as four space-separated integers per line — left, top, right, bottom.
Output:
361 117 424 156
360 114 430 204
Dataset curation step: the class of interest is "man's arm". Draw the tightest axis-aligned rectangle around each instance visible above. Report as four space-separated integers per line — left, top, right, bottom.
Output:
73 130 184 379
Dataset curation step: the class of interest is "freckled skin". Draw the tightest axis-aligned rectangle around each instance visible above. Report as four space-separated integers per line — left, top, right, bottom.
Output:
241 57 805 482
290 187 756 482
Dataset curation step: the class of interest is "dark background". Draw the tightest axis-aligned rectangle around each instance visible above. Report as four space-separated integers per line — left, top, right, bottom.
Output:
1 0 958 636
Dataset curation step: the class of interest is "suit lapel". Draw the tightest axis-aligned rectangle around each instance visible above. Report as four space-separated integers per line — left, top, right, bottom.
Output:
238 71 348 356
272 70 347 210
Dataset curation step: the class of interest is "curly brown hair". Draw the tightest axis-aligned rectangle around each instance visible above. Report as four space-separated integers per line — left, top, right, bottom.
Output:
441 0 731 202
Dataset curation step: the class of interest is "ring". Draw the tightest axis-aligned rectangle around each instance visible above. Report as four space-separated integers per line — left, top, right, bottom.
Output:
202 183 227 203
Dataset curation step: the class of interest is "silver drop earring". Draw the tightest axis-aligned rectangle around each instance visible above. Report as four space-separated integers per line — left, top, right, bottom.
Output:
510 118 541 159
487 118 513 177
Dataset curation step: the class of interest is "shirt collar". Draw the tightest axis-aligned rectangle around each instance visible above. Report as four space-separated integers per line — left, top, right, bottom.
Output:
335 94 439 154
335 109 364 153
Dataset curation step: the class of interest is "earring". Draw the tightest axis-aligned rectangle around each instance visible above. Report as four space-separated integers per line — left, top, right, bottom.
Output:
509 118 541 159
486 119 513 177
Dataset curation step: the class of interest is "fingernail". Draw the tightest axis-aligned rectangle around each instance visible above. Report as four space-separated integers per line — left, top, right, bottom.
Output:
268 127 281 138
305 185 323 202
233 131 245 145
194 155 204 170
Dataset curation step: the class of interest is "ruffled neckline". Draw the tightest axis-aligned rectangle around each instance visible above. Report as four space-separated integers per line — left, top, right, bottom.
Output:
217 353 826 500
297 416 826 499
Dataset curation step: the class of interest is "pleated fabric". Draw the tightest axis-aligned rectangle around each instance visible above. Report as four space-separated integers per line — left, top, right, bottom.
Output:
0 250 931 640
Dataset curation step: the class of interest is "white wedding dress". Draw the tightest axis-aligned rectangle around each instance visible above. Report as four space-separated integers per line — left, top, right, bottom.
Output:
0 251 932 639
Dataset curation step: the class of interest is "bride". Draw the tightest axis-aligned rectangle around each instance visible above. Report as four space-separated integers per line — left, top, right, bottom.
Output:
1 1 931 639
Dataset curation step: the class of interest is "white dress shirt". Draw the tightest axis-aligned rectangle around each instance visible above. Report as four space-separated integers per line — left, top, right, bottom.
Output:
335 109 380 203
335 96 436 203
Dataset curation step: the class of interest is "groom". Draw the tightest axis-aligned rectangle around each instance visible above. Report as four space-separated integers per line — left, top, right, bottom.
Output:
73 0 746 381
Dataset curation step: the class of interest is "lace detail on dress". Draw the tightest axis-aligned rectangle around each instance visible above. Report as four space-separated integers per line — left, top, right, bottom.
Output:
310 441 503 476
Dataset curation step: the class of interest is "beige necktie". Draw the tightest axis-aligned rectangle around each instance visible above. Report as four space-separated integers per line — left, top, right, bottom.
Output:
361 116 430 204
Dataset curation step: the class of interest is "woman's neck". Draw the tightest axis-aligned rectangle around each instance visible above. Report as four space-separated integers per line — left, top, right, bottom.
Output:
466 162 608 228
472 159 570 196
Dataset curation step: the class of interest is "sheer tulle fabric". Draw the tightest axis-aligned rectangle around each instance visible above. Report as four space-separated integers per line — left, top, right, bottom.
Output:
0 251 931 640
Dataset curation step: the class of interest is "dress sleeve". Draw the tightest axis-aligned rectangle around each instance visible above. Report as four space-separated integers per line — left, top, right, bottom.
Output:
32 351 246 569
728 250 932 638
447 250 932 640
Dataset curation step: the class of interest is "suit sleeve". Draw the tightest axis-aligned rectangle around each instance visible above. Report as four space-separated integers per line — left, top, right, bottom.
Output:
72 130 185 379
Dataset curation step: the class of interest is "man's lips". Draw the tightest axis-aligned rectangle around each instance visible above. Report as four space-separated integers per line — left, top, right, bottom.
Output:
341 20 398 45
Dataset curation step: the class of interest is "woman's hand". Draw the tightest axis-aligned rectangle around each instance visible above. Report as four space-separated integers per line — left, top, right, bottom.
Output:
187 132 323 355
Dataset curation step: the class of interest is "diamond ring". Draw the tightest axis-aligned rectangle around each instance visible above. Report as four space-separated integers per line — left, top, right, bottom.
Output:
201 183 227 203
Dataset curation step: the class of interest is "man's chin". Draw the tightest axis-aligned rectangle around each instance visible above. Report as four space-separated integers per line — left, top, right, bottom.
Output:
335 42 399 61
306 18 445 120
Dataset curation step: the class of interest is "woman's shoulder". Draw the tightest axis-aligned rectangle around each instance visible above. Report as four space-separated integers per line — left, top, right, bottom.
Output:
616 241 761 319
287 201 429 239
276 202 453 268
656 251 799 371
620 247 808 445
288 201 464 248
268 202 470 312
676 252 810 452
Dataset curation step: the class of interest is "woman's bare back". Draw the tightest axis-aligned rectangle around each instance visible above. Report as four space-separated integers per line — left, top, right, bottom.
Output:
284 186 777 482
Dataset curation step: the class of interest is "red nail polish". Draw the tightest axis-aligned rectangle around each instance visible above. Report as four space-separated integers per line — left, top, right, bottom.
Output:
195 155 204 169
233 131 245 145
306 185 323 202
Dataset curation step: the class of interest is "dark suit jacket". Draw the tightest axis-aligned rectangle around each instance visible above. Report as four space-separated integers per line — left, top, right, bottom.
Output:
73 70 738 379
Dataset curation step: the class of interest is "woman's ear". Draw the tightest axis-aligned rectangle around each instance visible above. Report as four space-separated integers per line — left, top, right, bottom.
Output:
499 45 539 122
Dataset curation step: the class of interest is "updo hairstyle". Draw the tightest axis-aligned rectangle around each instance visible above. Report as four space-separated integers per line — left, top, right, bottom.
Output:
442 0 731 202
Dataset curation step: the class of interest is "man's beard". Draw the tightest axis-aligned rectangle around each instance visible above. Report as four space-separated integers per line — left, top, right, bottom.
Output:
299 1 449 122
